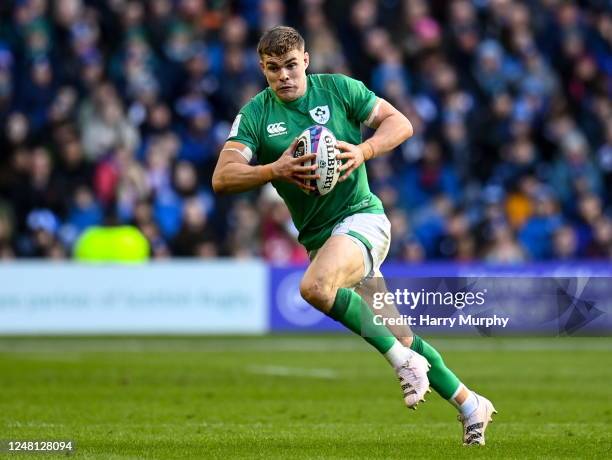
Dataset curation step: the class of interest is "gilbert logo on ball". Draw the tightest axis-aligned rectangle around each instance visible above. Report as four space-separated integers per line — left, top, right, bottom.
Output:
293 125 340 196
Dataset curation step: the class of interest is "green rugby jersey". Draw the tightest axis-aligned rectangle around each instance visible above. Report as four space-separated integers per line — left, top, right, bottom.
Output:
227 73 384 251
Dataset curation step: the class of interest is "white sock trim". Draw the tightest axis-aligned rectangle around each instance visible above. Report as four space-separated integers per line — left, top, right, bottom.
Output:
452 386 479 417
450 384 464 406
384 340 415 369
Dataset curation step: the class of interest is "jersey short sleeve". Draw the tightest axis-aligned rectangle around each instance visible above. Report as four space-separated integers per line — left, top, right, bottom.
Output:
226 100 261 159
331 74 378 124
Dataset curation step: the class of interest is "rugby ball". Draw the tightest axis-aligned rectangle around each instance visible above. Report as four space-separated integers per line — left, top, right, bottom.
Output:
293 125 340 196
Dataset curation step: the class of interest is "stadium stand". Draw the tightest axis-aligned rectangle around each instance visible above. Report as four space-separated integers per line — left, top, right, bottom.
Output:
0 0 609 262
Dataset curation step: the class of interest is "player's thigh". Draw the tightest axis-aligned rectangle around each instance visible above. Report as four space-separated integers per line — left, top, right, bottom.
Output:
300 235 364 310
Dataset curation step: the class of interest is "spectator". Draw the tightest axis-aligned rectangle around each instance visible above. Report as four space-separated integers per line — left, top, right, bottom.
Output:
518 189 563 260
0 43 15 126
484 221 527 264
596 118 612 203
260 184 308 264
412 194 454 259
398 140 461 212
55 132 93 199
66 185 103 233
17 208 63 258
574 193 603 254
172 196 218 257
550 131 603 210
176 98 216 166
491 138 540 189
0 200 15 258
80 83 140 160
552 225 579 260
10 147 64 228
586 217 612 259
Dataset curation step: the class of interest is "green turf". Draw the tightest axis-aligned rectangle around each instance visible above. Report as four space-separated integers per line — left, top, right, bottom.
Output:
0 336 611 459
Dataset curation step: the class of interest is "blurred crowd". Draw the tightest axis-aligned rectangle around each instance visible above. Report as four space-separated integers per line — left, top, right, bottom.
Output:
0 0 610 263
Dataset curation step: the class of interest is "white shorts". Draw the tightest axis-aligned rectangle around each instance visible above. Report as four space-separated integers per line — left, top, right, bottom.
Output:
310 213 391 281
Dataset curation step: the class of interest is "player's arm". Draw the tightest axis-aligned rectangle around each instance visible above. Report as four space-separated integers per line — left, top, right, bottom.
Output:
336 98 413 181
360 97 413 158
212 140 319 194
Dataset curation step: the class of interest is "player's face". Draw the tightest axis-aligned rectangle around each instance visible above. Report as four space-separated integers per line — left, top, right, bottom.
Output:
260 49 309 102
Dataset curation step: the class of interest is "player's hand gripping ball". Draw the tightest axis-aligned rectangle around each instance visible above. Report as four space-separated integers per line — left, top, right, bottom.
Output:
293 125 340 196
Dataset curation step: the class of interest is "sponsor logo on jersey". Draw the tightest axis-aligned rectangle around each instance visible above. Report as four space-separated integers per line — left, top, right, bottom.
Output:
267 122 287 137
309 105 330 124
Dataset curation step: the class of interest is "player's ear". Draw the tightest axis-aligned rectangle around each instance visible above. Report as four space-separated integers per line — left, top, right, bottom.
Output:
303 51 309 70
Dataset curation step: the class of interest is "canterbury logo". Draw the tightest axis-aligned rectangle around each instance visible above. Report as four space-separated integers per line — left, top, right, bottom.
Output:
267 122 287 136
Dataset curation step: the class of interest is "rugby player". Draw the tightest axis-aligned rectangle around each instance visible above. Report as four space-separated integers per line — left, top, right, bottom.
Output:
212 26 496 445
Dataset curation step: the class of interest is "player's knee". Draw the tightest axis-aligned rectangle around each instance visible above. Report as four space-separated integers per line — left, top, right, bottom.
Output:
299 275 335 311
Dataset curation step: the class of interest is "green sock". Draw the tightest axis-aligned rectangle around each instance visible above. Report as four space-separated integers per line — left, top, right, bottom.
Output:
328 288 396 354
410 335 461 399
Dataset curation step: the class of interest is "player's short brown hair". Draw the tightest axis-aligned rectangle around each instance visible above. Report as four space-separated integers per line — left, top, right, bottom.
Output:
257 26 305 57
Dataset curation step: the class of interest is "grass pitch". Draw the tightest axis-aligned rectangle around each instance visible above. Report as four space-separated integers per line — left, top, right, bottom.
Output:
0 335 611 459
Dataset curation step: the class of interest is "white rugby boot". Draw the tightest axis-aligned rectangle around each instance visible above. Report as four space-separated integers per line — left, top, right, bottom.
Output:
458 393 497 445
396 353 431 409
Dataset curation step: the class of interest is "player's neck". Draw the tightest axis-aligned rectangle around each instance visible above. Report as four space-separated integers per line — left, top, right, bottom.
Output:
294 77 308 99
